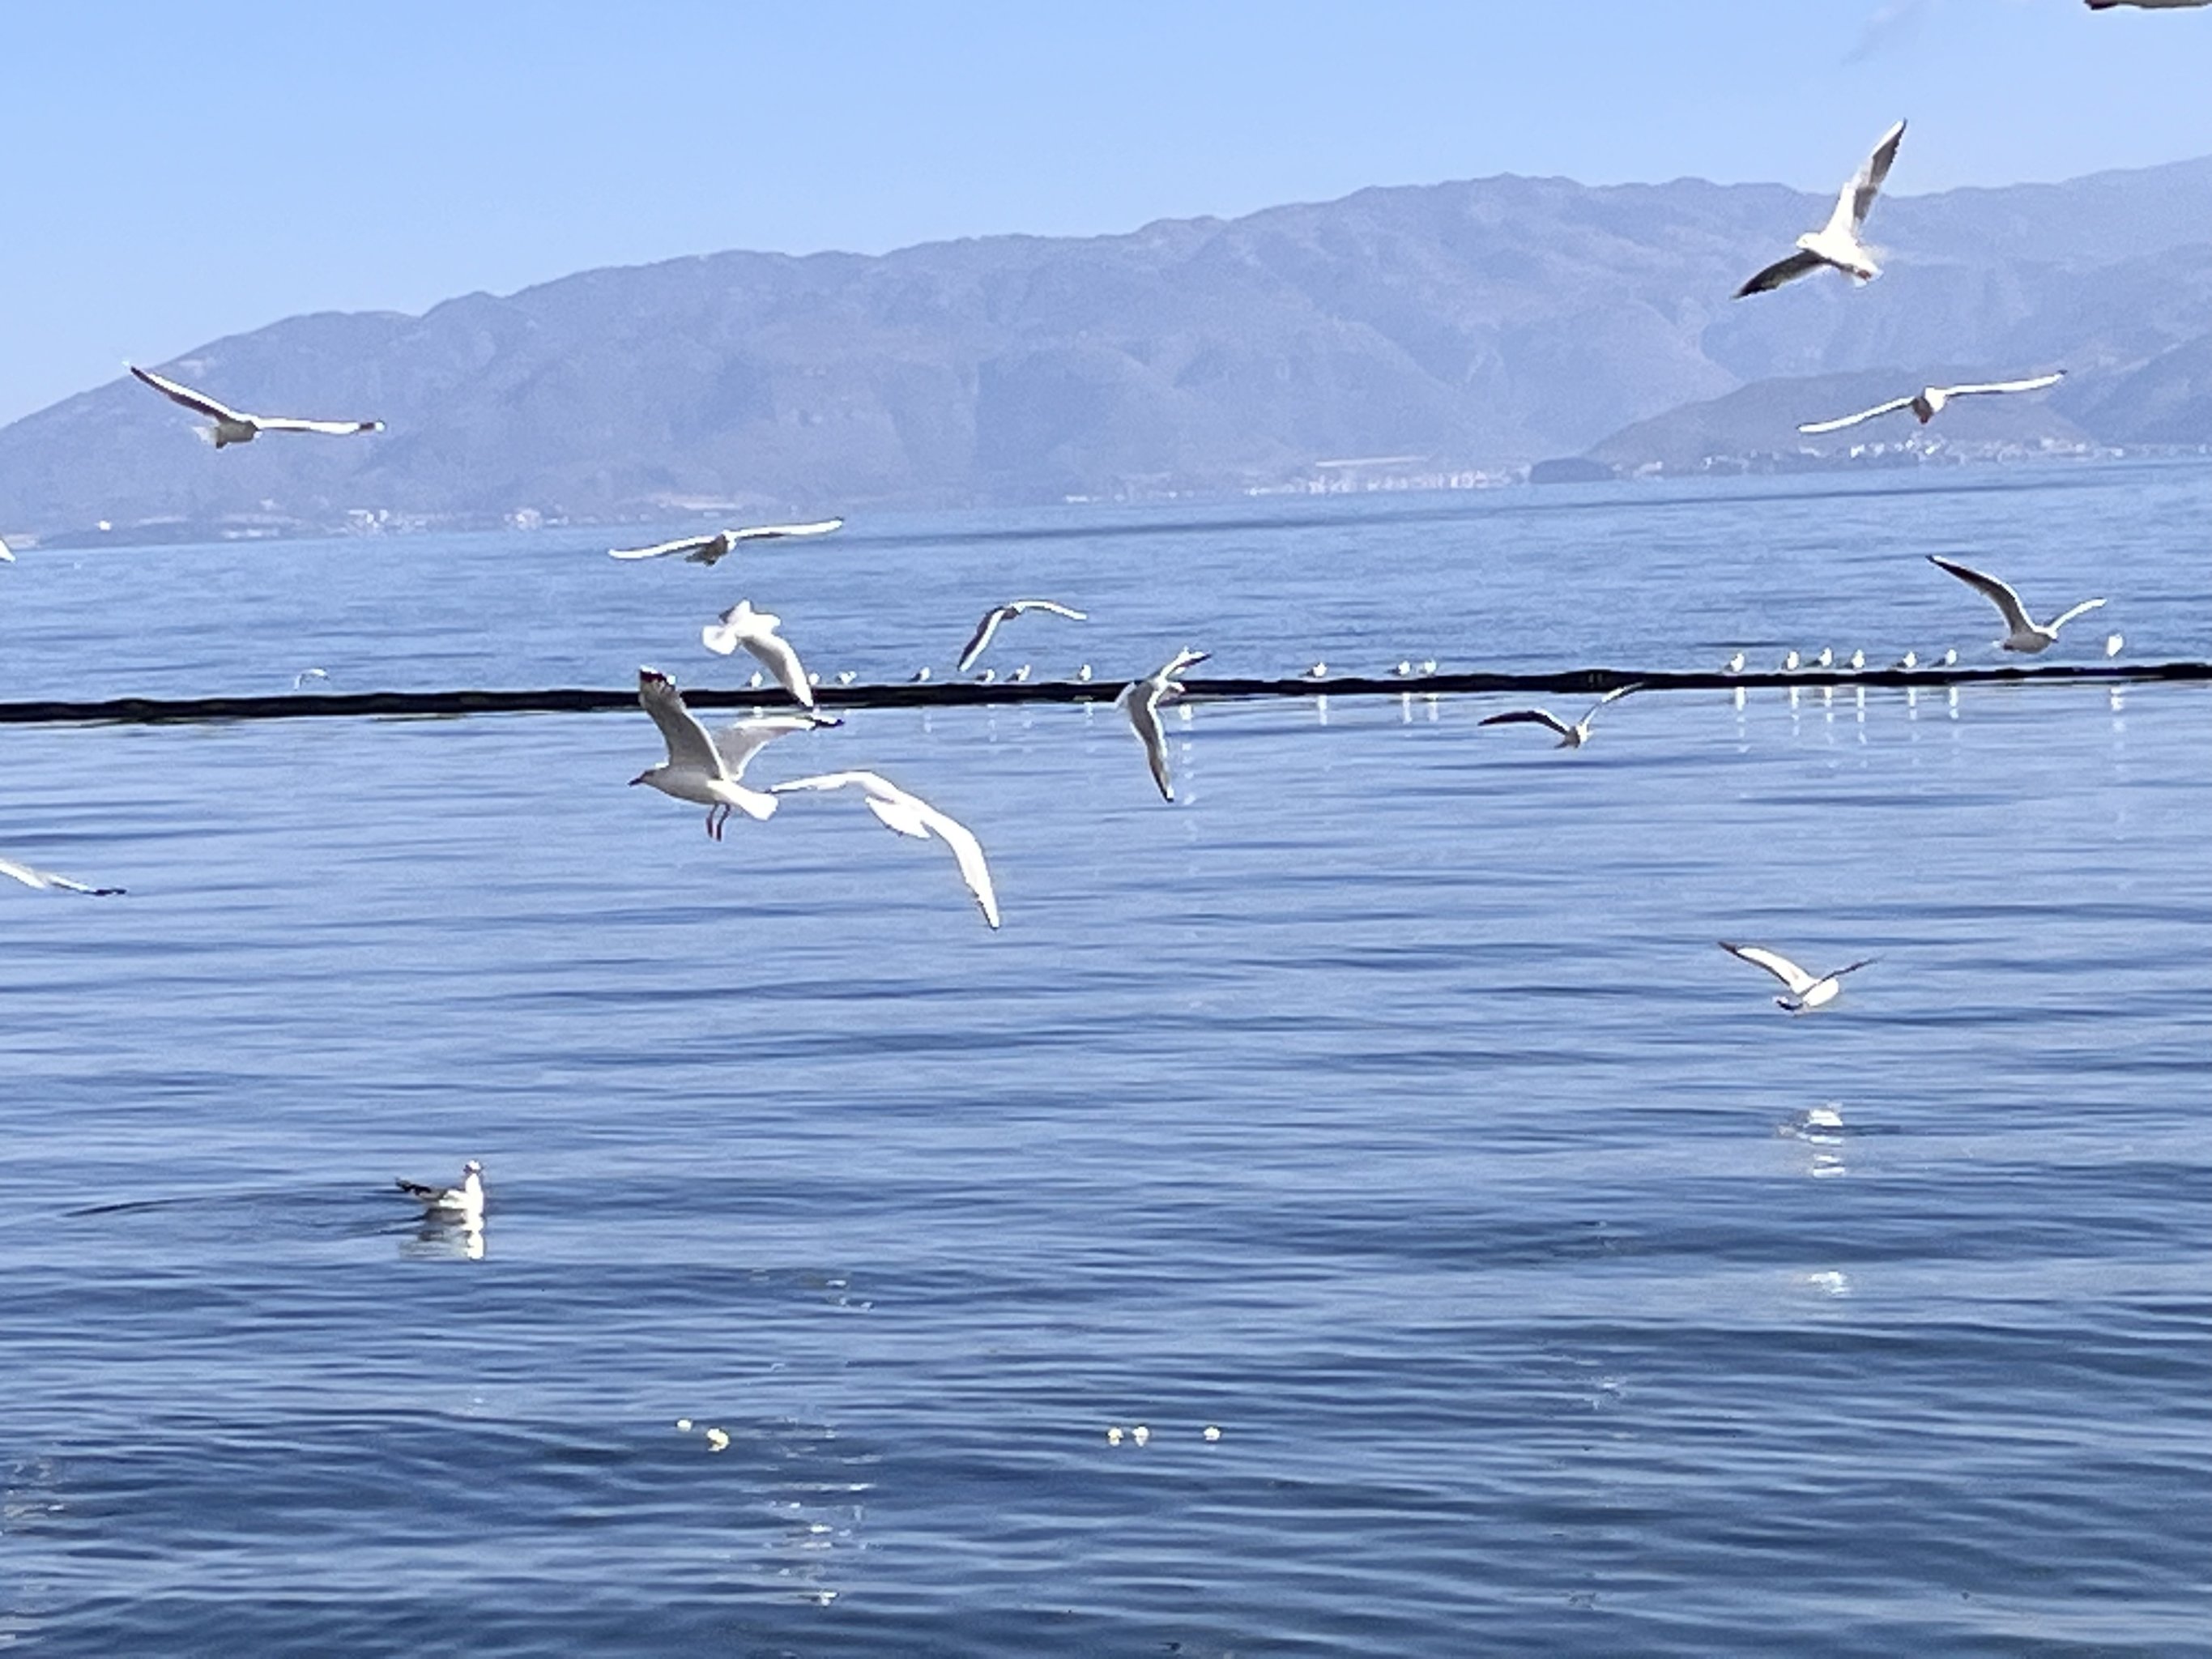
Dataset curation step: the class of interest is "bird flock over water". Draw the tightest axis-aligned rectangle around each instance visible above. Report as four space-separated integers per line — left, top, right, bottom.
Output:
0 58 2193 1242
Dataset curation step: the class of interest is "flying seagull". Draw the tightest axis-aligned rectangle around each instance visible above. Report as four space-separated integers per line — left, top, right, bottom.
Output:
607 519 843 565
128 364 383 448
1798 372 2065 434
1118 647 1209 801
0 855 125 897
1737 120 1907 297
631 667 837 838
396 1160 484 1224
701 599 816 706
771 770 1000 928
1479 684 1639 749
955 599 1088 672
1927 556 2107 653
1718 942 1877 1013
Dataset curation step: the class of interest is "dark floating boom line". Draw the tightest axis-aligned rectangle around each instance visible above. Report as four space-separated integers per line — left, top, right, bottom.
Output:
0 662 2203 727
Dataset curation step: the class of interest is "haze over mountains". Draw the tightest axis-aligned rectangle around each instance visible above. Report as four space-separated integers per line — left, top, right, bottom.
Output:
6 154 2212 542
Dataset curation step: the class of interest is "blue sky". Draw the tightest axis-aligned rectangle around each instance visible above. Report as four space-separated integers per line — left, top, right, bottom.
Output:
3 0 2208 424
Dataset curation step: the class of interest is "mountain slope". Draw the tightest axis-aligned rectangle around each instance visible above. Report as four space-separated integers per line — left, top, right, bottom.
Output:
6 156 2212 539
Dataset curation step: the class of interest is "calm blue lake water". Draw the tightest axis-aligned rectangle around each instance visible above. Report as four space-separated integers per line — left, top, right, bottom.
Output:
4 463 2209 1655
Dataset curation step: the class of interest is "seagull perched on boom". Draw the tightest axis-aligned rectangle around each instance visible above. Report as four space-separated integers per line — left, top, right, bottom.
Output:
1736 120 1906 297
1798 372 2064 434
1479 684 1639 749
395 1160 484 1224
607 519 843 565
1719 942 1877 1013
700 599 816 706
771 771 1000 929
631 667 837 838
1118 648 1209 801
955 599 1088 672
1927 556 2107 654
129 364 383 447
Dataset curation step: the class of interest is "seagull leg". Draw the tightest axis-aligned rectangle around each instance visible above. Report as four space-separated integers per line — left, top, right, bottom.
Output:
706 804 728 841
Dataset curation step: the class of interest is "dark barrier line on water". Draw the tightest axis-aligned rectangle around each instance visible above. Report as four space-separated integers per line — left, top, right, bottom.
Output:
0 662 2206 727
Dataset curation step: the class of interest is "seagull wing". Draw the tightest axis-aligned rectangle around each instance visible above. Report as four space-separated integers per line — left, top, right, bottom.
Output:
637 667 725 775
610 534 717 561
1928 556 2035 636
1830 957 1880 980
727 518 845 541
250 416 383 437
129 364 242 424
1006 599 1089 621
772 770 999 927
1735 249 1826 299
0 855 125 897
1798 396 1916 434
1479 708 1575 738
712 714 837 780
1933 372 2065 399
2047 596 2109 632
957 605 1012 672
1836 118 1907 235
741 627 817 708
1120 684 1175 800
1718 941 1820 996
901 795 1000 929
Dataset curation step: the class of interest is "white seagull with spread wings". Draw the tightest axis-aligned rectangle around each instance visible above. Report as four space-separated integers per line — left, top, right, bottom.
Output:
700 599 816 706
1478 684 1639 749
1798 372 2064 434
129 364 383 448
956 599 1089 672
630 667 837 838
1737 120 1907 297
1719 942 1877 1013
1927 556 2107 654
772 770 1000 929
1 855 124 897
607 519 843 565
1118 647 1208 802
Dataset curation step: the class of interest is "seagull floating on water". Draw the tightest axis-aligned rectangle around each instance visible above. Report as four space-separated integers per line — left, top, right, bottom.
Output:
607 518 843 565
1927 556 2107 654
1781 650 1801 672
1797 371 2065 434
1895 650 1919 670
1736 120 1907 297
0 535 13 562
1812 647 1834 670
1 855 125 897
701 599 816 706
911 667 931 683
1719 941 1877 1014
1723 652 1745 675
955 599 1088 672
771 770 1000 928
129 364 383 448
1480 684 1639 750
1303 663 1328 680
1846 649 1866 671
1119 648 1209 801
631 667 837 838
395 1160 484 1224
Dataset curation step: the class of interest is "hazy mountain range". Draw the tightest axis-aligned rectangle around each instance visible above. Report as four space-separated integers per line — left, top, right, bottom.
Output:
6 153 2212 541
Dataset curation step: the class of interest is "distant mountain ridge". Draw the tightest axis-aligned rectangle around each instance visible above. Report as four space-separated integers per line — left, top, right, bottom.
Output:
6 155 2212 540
